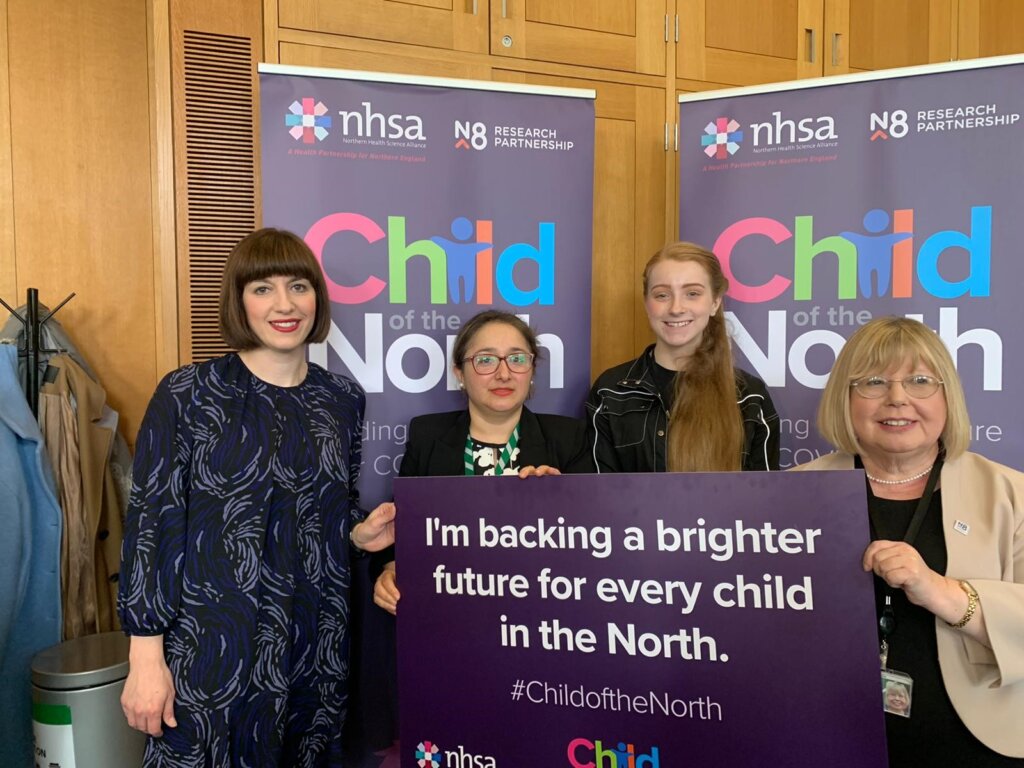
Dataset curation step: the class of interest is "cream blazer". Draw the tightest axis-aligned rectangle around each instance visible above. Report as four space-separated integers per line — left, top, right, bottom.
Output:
794 451 1024 757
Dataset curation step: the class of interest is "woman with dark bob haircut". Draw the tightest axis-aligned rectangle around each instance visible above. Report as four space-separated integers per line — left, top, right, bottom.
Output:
794 316 1024 765
372 309 592 615
118 227 396 765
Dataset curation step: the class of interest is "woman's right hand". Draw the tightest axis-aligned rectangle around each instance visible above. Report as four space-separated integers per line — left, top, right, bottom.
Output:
121 635 177 737
374 561 401 615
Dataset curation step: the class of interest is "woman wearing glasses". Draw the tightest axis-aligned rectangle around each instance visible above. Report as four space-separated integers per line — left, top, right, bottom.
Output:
794 316 1024 764
586 241 779 473
373 309 591 614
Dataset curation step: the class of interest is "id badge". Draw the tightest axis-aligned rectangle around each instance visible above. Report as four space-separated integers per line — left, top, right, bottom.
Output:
882 669 913 718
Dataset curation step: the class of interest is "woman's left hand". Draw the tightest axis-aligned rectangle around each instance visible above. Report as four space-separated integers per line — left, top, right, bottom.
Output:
862 539 948 609
351 502 396 552
518 465 561 478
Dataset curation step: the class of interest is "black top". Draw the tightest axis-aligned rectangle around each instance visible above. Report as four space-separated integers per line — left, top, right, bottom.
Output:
398 406 593 477
586 345 780 473
649 358 676 407
870 491 1024 766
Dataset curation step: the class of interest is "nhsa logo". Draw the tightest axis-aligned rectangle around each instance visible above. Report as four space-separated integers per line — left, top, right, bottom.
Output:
415 741 442 767
701 110 837 158
701 117 743 159
415 740 496 767
336 101 425 141
568 738 661 767
285 98 331 144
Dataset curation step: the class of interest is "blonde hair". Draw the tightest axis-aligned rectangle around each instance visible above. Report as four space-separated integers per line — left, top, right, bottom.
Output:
644 242 743 471
817 316 970 459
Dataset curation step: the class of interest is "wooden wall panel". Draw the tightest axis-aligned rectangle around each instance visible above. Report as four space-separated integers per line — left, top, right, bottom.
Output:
0 0 14 304
147 0 181 384
6 0 157 444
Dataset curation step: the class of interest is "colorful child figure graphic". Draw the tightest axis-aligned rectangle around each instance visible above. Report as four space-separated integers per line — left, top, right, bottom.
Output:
430 217 491 303
840 209 912 298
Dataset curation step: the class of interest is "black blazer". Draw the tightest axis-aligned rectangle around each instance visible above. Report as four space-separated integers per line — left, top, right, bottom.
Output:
373 407 592 572
399 406 593 477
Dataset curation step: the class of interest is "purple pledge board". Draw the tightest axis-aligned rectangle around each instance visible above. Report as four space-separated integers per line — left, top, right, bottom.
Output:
394 470 887 767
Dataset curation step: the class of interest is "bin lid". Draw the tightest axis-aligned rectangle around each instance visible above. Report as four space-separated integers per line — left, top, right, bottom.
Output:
32 631 131 690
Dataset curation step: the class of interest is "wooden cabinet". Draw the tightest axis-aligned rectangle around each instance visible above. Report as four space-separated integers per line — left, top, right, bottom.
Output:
832 0 955 75
489 0 668 76
277 0 489 54
958 0 1024 59
277 0 668 76
677 0 825 86
676 0 955 87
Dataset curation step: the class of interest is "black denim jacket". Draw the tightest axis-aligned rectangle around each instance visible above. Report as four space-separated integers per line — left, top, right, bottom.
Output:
585 345 780 473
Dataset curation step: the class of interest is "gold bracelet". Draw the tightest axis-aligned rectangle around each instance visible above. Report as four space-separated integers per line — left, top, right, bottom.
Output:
948 580 979 629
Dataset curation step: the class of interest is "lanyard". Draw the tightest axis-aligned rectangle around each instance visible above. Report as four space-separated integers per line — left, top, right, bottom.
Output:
464 423 520 476
858 454 944 665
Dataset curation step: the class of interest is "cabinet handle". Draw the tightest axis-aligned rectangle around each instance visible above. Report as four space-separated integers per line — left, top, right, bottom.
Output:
472 0 477 14
502 0 507 18
806 28 816 63
832 33 840 66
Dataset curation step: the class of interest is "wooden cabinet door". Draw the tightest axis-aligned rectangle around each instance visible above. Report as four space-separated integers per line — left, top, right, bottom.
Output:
677 0 824 86
490 0 667 76
277 0 488 54
825 0 955 75
493 69 668 374
958 0 1024 59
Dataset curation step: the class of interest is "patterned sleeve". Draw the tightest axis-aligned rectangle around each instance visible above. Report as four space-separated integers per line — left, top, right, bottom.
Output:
347 380 367 530
117 366 195 635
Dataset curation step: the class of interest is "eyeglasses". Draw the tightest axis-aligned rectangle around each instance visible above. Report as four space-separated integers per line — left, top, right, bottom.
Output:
850 374 944 399
463 353 534 375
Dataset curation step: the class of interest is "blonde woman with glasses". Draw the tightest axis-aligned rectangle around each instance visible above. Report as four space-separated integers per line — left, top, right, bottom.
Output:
795 316 1024 765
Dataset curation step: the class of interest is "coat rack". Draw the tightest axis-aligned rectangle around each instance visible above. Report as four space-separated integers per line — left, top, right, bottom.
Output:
0 287 76 416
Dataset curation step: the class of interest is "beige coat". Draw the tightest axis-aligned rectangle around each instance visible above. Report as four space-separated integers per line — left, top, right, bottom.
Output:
794 451 1024 757
40 355 123 637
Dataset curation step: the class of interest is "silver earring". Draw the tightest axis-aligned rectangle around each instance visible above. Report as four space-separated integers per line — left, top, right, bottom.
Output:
458 381 465 390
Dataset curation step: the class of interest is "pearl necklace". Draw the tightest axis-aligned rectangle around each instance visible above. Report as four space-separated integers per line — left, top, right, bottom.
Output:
865 464 934 485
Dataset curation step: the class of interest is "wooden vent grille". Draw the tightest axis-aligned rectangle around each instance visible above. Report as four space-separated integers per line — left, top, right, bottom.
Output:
182 30 256 362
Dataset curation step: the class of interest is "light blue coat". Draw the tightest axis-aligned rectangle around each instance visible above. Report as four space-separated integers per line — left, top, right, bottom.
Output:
0 342 62 764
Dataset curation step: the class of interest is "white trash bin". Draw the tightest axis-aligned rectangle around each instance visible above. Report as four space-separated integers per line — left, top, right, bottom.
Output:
32 632 146 768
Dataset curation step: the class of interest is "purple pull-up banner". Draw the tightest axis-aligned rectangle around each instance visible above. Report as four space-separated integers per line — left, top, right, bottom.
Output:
394 471 887 767
679 56 1024 471
259 65 595 507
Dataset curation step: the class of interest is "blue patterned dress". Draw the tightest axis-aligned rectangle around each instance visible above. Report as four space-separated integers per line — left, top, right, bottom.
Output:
118 354 366 767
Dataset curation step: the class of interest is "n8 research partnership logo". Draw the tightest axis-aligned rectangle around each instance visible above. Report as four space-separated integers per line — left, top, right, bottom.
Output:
700 116 743 159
